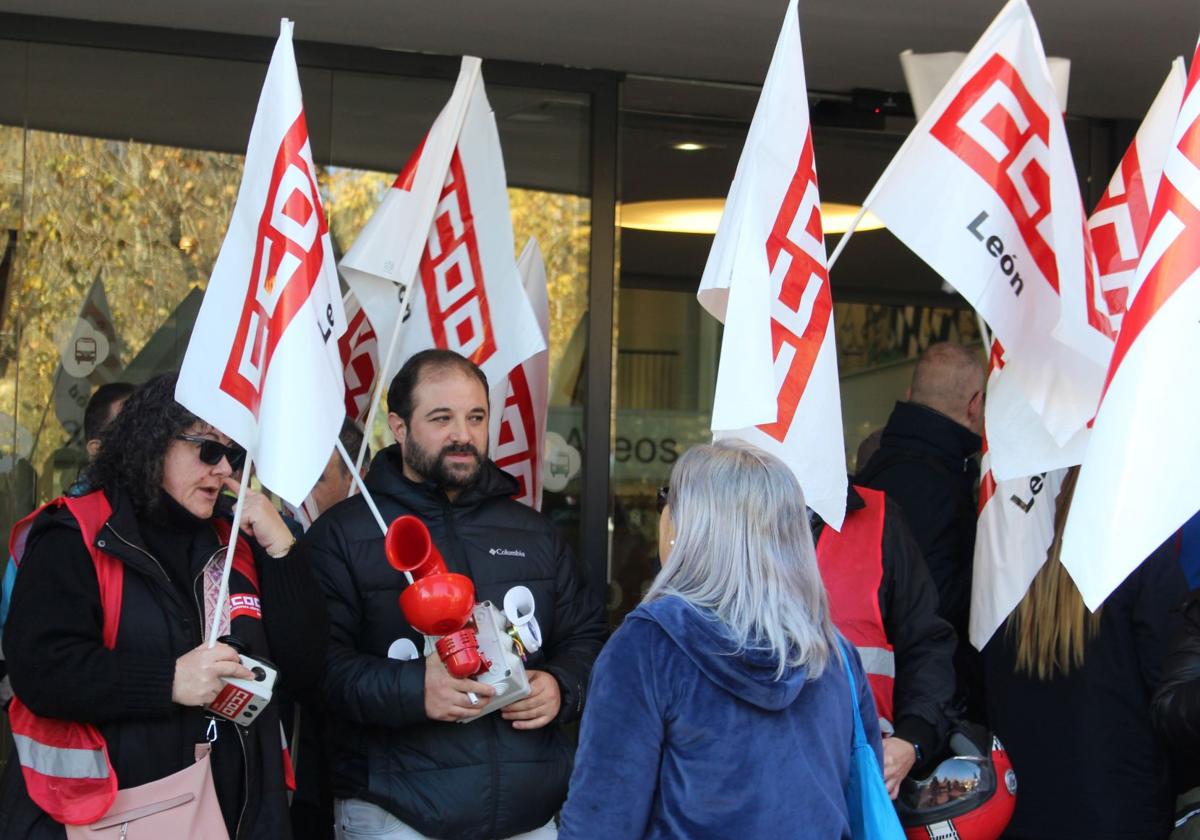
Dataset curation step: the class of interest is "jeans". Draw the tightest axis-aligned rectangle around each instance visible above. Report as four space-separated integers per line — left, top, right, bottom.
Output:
334 799 558 840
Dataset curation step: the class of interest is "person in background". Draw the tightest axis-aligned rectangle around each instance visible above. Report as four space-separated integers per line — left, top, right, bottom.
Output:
984 468 1191 840
0 372 328 838
857 342 986 719
289 417 369 840
811 484 957 798
559 440 881 839
308 418 369 521
1150 509 1200 838
0 381 134 703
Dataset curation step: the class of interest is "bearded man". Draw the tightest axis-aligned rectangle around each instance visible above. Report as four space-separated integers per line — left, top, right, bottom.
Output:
300 349 605 840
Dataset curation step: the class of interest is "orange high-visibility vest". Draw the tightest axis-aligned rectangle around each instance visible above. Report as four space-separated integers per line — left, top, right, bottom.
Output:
815 486 896 727
6 491 264 825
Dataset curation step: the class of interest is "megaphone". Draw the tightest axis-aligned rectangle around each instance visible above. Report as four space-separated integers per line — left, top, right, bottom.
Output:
385 515 482 678
383 515 537 721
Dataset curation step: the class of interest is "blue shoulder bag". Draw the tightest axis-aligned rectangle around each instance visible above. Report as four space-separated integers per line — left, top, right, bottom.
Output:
838 638 906 840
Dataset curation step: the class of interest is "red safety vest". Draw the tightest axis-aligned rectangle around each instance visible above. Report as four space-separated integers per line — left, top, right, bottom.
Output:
815 486 896 727
5 491 275 826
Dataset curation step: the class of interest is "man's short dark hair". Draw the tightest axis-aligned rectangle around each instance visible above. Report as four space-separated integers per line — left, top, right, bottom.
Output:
386 349 489 424
84 382 136 442
336 418 368 473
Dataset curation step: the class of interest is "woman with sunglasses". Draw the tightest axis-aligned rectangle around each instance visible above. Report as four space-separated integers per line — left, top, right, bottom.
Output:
0 372 328 839
559 439 882 839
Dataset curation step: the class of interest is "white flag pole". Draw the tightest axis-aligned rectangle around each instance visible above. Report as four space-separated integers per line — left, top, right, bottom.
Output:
825 202 874 271
335 438 412 585
208 449 255 647
351 279 418 478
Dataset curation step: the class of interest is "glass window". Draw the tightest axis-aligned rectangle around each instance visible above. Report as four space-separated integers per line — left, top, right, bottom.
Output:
0 43 595 558
609 76 981 625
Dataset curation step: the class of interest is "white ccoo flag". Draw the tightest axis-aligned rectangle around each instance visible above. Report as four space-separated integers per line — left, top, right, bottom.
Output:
1061 40 1200 610
338 290 380 425
1087 60 1186 332
489 238 550 510
970 342 1069 649
177 20 345 508
340 58 544 394
697 0 847 528
865 0 1113 472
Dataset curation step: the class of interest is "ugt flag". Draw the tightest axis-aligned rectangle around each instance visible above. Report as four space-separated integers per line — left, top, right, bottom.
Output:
489 238 551 510
865 0 1112 461
1061 40 1200 610
177 20 346 507
1087 60 1186 331
698 0 847 528
971 341 1069 649
341 57 544 391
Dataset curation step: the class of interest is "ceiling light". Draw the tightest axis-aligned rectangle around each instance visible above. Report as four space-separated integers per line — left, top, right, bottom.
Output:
618 198 885 235
671 142 707 152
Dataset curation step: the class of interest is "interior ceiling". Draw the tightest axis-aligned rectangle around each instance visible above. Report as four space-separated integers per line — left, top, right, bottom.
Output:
0 0 1194 120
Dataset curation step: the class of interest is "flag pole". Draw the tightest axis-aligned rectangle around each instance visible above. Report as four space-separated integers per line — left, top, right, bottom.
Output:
335 439 411 585
208 449 255 647
351 278 418 478
825 202 874 271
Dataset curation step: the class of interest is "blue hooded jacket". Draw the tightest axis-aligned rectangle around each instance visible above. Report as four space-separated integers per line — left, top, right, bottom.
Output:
560 594 882 839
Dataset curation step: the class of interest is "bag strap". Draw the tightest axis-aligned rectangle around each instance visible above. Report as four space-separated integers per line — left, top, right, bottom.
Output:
838 638 870 750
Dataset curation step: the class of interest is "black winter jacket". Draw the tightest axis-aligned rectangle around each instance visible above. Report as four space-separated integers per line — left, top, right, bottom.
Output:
812 486 957 772
0 487 328 839
984 539 1189 840
1152 592 1200 790
302 447 606 840
857 401 981 639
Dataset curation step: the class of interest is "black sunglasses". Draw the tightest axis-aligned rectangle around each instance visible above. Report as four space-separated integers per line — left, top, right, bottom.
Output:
176 434 247 471
656 485 670 514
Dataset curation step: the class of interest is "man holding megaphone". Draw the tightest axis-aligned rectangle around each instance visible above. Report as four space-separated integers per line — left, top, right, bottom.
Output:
301 349 606 840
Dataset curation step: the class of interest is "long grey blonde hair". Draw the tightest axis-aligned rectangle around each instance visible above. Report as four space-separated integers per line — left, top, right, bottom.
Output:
645 439 840 679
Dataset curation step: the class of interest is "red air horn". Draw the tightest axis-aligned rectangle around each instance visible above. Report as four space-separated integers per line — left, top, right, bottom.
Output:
384 515 488 678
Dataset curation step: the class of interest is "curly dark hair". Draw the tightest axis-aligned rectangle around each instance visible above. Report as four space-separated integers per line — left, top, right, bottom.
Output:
91 372 206 515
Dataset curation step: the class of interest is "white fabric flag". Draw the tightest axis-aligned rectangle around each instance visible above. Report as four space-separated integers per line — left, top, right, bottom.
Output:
341 58 544 390
867 0 1113 467
1061 40 1200 610
338 290 381 425
176 20 346 507
970 342 1068 649
697 0 847 528
489 238 550 510
1087 60 1187 332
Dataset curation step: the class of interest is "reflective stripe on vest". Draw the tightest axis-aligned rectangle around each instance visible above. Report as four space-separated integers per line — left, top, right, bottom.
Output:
12 733 111 780
815 486 896 725
856 645 896 679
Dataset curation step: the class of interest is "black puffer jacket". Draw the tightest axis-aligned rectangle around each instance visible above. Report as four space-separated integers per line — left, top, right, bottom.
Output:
1152 592 1200 791
302 446 606 840
812 486 958 773
0 487 328 839
856 401 981 639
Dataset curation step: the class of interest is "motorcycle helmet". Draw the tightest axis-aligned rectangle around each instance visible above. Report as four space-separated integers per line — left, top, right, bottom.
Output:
895 722 1017 840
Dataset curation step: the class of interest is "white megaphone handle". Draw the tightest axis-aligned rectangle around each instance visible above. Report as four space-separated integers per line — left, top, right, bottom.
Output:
504 586 542 654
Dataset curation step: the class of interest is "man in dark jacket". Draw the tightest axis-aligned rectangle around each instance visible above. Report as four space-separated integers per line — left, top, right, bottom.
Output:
812 485 958 797
857 341 984 717
302 349 606 840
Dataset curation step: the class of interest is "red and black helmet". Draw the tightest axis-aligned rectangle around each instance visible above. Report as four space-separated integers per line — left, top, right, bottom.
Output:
895 723 1017 840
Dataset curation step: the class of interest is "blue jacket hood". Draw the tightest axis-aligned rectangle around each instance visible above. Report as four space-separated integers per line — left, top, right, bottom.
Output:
631 596 808 711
